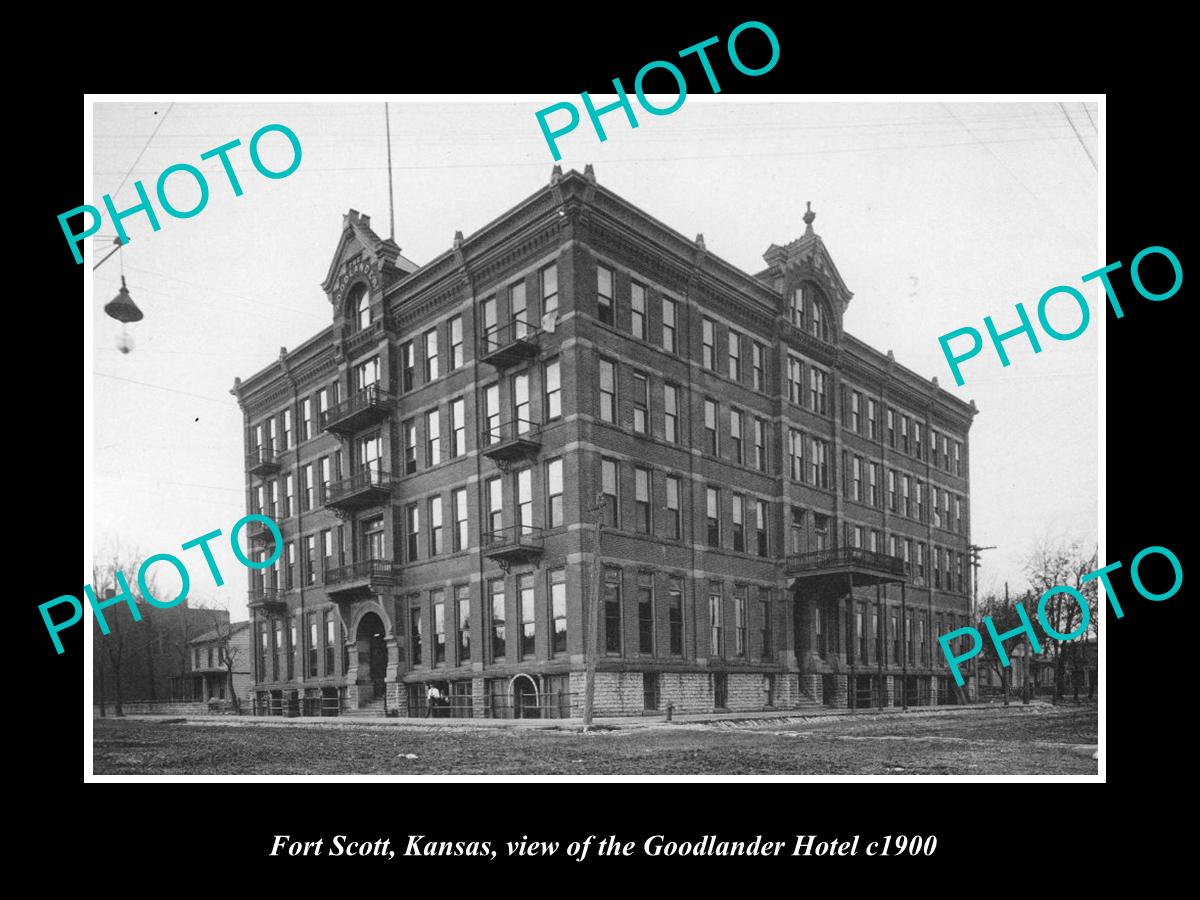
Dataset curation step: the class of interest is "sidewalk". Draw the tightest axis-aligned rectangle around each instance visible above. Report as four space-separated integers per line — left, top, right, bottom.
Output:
99 700 1062 731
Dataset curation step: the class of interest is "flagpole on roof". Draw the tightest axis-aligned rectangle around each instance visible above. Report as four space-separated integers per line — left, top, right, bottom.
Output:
384 102 396 241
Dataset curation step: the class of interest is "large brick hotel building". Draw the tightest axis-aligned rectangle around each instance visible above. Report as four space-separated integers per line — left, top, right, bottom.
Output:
233 166 977 718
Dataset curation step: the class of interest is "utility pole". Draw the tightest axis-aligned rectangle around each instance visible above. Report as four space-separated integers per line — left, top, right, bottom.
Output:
968 543 995 702
583 492 606 729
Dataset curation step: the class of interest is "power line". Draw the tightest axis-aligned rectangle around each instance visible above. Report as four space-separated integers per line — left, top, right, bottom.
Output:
1080 102 1097 134
93 371 239 406
108 103 175 201
1059 102 1097 171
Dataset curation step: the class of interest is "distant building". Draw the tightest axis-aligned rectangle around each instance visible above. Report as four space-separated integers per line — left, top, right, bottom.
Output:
174 621 253 706
92 602 228 709
233 168 977 718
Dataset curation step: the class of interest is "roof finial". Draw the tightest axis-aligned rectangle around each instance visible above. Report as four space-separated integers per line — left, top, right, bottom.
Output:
803 200 816 235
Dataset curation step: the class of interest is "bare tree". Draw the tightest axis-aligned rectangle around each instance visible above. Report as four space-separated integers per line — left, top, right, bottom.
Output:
977 592 1024 706
1023 538 1098 704
205 605 242 714
92 543 164 717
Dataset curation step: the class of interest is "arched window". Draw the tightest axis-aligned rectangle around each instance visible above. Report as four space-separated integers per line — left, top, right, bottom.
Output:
348 284 371 331
807 287 831 342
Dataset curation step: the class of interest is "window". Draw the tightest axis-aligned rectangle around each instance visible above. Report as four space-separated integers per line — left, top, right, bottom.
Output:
868 463 879 507
480 297 497 351
858 604 868 659
364 518 384 560
810 437 829 488
489 578 506 661
789 429 804 481
914 421 924 461
931 486 941 527
456 584 471 662
452 487 468 551
632 372 648 433
657 383 677 443
733 587 747 657
321 529 333 575
810 295 828 341
511 281 528 340
758 587 772 659
637 572 654 654
916 481 926 521
599 358 616 423
308 614 318 677
815 607 826 657
284 541 295 590
731 493 745 552
887 409 896 447
702 318 715 370
299 397 312 442
516 468 533 535
603 568 622 654
888 470 897 511
902 475 912 518
429 496 444 556
916 542 926 581
788 286 804 328
668 576 683 655
281 409 292 450
788 357 803 405
943 490 952 531
424 328 439 382
300 464 314 512
754 418 766 471
708 583 723 657
704 398 718 455
545 458 564 527
601 458 618 527
302 535 316 585
851 391 862 432
728 330 742 381
544 358 561 420
955 440 963 476
449 315 463 370
634 467 651 533
756 500 769 557
814 514 829 551
901 414 910 454
597 265 614 325
550 568 567 655
512 373 530 434
425 409 441 466
730 408 743 464
405 503 420 562
483 383 500 446
450 398 465 458
665 475 681 540
790 507 804 554
410 604 424 666
809 367 827 414
542 263 559 317
662 297 677 352
433 591 446 665
518 573 535 659
401 341 415 393
706 487 721 546
957 553 965 593
752 342 765 391
852 456 863 502
891 611 900 664
942 435 951 471
955 496 963 533
850 525 864 549
631 281 646 339
867 398 878 439
356 432 382 476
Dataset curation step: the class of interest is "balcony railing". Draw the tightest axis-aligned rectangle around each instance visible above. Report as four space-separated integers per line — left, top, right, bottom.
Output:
480 418 541 468
479 317 541 369
325 467 396 511
781 319 837 363
247 445 281 476
245 518 277 545
323 558 400 594
785 547 908 580
322 384 392 435
481 525 544 572
343 313 400 359
248 586 287 612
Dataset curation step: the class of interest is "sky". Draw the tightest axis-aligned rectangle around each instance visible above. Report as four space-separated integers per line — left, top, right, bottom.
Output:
89 98 1099 621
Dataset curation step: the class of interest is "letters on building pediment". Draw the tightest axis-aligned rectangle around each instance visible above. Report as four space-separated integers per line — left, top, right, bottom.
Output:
332 255 381 306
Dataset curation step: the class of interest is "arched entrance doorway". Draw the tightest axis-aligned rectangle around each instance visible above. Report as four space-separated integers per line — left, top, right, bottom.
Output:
511 673 539 719
355 612 388 701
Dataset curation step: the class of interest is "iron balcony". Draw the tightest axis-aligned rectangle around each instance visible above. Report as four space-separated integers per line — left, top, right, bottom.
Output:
247 445 281 476
480 418 541 468
479 317 541 369
481 525 544 571
322 384 392 435
785 547 908 583
248 586 287 613
325 468 396 512
323 558 401 597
